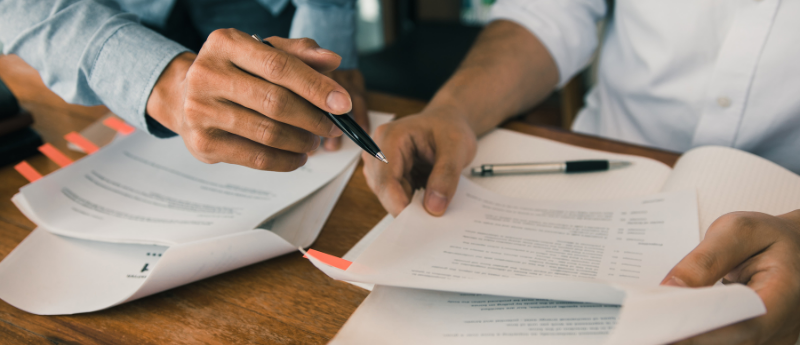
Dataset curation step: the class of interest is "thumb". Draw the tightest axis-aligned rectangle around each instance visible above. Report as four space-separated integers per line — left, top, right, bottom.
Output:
661 213 775 288
423 140 473 217
264 36 341 73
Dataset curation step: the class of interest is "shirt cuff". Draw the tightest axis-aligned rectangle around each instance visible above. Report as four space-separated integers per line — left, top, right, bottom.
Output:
490 0 604 88
289 3 358 70
89 23 189 134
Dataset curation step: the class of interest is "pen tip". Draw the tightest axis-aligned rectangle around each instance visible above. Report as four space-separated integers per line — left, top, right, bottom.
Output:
376 152 389 164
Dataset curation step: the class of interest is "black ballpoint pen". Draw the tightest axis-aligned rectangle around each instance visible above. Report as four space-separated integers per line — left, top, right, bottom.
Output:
251 34 388 164
471 160 632 176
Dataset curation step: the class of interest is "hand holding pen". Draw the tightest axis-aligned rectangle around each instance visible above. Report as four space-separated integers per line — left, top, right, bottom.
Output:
146 28 359 172
252 34 387 164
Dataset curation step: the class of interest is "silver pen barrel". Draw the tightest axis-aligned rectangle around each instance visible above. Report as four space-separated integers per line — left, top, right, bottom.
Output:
471 163 566 176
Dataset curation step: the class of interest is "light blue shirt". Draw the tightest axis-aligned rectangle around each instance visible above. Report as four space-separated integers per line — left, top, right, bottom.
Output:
0 0 356 135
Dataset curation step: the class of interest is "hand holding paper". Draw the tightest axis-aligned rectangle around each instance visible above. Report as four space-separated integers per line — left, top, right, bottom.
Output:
660 210 800 345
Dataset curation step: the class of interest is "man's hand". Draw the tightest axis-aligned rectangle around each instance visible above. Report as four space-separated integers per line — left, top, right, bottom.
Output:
362 105 477 217
146 29 353 172
323 69 368 151
662 210 800 345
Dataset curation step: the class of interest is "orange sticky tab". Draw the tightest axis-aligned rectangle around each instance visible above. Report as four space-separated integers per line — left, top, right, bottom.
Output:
102 117 135 135
14 161 43 182
64 132 99 154
304 249 352 270
38 143 73 167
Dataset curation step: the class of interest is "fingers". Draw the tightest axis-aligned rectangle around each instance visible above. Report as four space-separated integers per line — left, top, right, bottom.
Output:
661 212 781 288
195 101 320 154
206 29 352 115
321 69 368 152
207 68 343 138
183 131 308 172
264 36 342 73
362 123 416 217
423 133 474 216
670 253 800 345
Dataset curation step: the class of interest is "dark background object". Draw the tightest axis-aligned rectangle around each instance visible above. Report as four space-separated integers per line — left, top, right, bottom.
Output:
0 77 42 167
0 127 43 167
360 22 482 100
0 75 21 119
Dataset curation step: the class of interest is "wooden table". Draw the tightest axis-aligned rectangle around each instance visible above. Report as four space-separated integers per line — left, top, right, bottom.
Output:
0 59 679 343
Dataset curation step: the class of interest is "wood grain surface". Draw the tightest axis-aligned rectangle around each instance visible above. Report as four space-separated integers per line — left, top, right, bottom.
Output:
0 55 679 344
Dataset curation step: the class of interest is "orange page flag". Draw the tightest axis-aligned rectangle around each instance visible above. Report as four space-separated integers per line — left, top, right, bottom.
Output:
64 132 99 154
38 143 73 167
102 117 136 135
14 161 43 182
304 249 352 270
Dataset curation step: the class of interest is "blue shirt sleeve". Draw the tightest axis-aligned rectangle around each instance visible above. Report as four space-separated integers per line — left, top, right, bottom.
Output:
0 0 189 133
288 0 358 70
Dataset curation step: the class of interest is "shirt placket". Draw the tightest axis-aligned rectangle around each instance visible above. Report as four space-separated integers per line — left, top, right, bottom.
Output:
691 0 781 148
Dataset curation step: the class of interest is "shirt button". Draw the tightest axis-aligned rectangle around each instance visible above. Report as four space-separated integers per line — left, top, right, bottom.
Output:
717 97 732 108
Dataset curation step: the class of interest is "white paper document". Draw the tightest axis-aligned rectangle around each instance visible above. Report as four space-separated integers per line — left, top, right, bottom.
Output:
311 177 701 304
323 129 800 345
0 112 394 315
332 284 763 345
19 115 381 245
315 179 764 345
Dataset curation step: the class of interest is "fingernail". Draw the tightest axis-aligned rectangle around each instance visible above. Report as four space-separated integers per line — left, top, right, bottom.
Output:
425 191 447 216
315 48 336 56
326 91 352 114
663 276 688 287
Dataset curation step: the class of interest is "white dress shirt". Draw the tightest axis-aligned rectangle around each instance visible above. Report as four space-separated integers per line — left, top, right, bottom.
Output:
491 0 800 174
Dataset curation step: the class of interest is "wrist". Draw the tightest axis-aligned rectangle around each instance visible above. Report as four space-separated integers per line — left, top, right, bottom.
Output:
421 96 480 134
146 52 196 133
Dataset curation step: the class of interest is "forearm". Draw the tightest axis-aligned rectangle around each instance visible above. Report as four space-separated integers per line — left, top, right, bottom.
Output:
0 0 188 132
427 20 559 136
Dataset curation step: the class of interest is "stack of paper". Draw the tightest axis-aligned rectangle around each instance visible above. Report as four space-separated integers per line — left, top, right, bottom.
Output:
310 128 800 344
0 112 393 315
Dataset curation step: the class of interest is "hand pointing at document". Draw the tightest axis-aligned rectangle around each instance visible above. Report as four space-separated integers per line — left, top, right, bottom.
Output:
146 29 352 172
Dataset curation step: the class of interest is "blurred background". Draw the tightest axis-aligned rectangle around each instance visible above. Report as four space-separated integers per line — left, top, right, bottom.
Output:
356 0 589 128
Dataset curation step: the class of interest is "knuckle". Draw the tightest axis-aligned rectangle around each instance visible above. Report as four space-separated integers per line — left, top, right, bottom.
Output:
182 99 204 122
255 119 280 146
711 212 760 237
691 250 720 275
206 29 231 46
311 111 332 134
187 136 217 164
251 150 272 170
373 123 392 141
302 76 327 102
262 50 291 81
261 87 289 117
298 37 318 49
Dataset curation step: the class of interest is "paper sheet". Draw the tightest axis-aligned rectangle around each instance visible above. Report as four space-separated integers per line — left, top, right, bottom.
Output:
328 134 798 345
661 146 800 237
331 283 763 345
20 113 393 245
311 177 700 304
0 157 353 315
0 112 394 315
